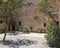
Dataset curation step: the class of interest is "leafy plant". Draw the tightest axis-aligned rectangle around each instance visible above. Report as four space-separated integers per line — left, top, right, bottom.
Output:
45 20 56 47
23 27 30 33
37 0 60 48
0 0 23 42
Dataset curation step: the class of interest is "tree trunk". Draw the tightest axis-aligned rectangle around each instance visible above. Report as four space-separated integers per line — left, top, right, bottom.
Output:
3 26 7 42
3 32 7 42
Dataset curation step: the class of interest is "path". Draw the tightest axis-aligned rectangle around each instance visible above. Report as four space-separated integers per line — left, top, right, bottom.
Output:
0 32 51 48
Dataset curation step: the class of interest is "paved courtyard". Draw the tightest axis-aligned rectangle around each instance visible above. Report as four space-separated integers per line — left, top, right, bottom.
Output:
0 32 51 48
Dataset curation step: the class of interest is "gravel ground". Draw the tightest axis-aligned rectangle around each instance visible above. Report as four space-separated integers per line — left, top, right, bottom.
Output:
0 32 51 48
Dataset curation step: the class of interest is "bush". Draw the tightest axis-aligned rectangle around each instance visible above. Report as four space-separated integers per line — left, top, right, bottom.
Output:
45 20 60 48
23 27 30 33
55 26 60 48
45 20 56 47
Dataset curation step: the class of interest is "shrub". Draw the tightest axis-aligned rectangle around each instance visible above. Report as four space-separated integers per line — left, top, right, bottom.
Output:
55 26 60 48
45 20 56 47
23 27 30 33
45 20 60 48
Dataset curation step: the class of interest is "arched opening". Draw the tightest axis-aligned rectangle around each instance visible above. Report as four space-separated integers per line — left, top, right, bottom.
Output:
19 21 21 26
0 21 3 23
12 24 15 31
44 23 46 27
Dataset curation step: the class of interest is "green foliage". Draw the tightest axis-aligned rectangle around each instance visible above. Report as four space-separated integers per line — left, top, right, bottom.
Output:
45 20 56 47
37 3 44 12
0 0 4 3
55 26 60 48
45 20 60 48
37 0 52 13
23 27 30 33
0 0 23 42
0 0 23 24
38 0 60 48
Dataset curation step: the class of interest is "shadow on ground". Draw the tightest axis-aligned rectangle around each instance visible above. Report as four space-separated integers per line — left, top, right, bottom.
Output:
1 39 37 48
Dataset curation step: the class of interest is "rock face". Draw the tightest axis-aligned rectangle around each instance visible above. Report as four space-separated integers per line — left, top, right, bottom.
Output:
16 0 60 32
16 0 49 32
0 0 60 32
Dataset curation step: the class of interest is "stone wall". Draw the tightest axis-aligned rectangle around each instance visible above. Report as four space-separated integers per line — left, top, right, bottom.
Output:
0 0 60 32
16 0 49 32
16 0 60 32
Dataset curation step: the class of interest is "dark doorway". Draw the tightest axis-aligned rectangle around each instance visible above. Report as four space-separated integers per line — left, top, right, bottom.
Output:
19 21 21 26
0 21 3 23
12 25 15 31
44 23 46 27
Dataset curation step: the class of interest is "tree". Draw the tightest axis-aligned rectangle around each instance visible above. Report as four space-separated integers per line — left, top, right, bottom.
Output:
0 0 23 42
37 0 60 48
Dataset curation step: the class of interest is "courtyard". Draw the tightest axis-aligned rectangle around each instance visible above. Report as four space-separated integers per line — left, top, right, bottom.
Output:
0 32 50 48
